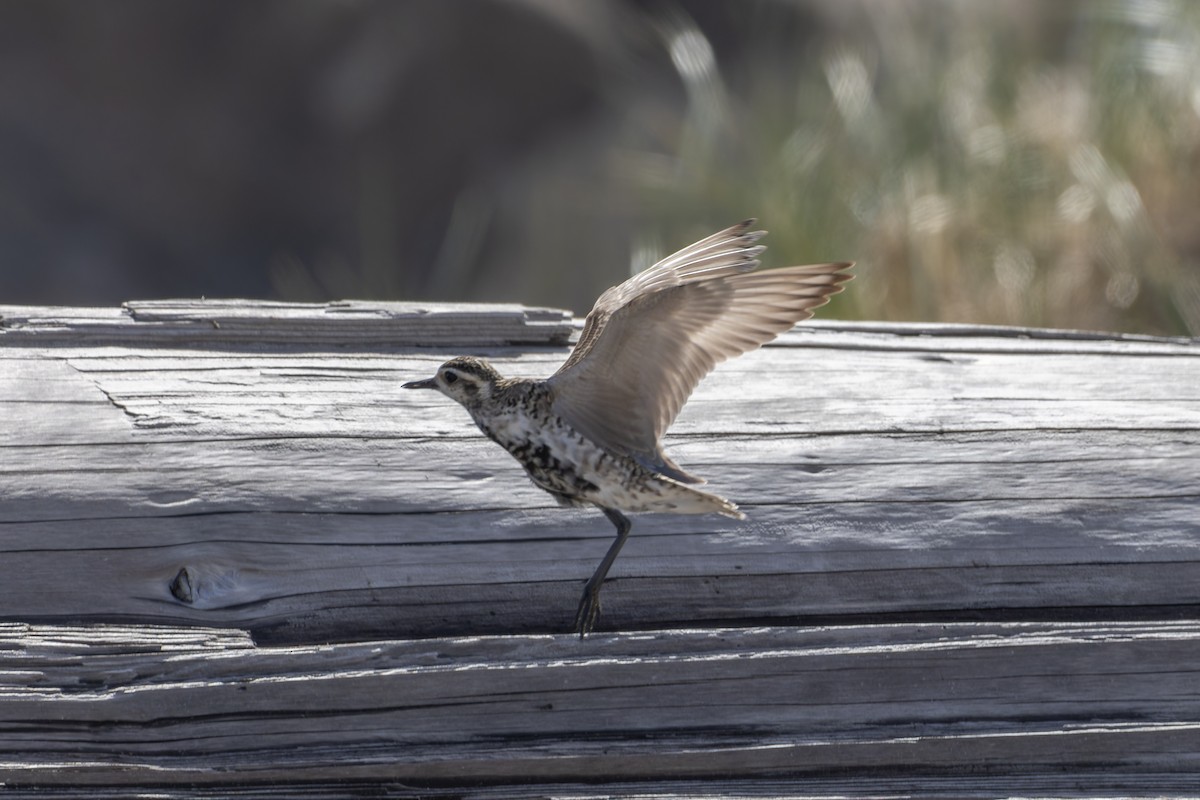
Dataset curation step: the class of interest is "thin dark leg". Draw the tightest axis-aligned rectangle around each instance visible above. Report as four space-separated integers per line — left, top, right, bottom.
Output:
573 508 632 638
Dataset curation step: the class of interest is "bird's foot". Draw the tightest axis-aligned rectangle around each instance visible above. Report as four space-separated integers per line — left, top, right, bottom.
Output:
573 583 602 638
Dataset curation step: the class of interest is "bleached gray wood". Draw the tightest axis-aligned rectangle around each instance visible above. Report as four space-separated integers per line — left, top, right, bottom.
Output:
0 299 573 347
2 317 1197 637
1 620 1199 794
1 299 1198 795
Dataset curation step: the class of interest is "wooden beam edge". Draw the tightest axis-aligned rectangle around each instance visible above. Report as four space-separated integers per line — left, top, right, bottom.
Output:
0 301 575 348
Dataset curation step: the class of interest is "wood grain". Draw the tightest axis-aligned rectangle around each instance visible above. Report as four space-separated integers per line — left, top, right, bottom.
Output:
0 299 573 347
1 621 1199 791
1 301 1198 795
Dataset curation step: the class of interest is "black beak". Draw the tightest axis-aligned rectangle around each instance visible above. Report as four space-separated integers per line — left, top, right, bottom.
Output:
402 377 438 390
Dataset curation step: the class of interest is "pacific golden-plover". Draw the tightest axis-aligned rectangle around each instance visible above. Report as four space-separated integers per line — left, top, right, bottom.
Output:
404 220 852 636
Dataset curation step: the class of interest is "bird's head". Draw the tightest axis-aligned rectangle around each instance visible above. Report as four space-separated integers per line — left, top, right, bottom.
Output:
403 356 503 408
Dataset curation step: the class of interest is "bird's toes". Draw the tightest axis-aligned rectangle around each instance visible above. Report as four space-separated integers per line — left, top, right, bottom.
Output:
573 589 602 638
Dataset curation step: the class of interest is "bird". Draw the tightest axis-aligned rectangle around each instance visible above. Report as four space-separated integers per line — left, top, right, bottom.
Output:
403 220 852 636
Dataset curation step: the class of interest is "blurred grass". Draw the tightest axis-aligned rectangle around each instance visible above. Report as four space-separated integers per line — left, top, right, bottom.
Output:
266 0 1200 337
620 0 1200 336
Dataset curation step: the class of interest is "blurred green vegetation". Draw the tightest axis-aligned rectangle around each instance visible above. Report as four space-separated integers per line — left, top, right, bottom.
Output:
622 1 1200 336
259 1 1200 337
6 1 1195 334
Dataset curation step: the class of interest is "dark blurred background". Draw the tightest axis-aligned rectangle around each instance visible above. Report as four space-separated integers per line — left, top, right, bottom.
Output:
2 0 1198 335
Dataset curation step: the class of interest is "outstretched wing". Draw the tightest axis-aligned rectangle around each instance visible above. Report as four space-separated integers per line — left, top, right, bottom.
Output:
547 220 852 483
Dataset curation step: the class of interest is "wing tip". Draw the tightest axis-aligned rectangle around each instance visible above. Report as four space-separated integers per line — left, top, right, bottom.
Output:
734 218 767 241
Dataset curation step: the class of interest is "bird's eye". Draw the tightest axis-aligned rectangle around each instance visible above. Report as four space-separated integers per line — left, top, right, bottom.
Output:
443 370 458 384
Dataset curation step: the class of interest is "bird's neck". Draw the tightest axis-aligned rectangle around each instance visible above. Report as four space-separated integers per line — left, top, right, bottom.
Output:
463 379 549 439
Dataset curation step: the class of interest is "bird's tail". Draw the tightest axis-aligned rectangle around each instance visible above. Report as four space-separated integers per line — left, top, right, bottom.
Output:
651 477 747 520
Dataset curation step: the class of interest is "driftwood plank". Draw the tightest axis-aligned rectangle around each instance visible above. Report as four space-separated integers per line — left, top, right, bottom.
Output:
0 299 573 347
1 317 1197 639
1 621 1199 792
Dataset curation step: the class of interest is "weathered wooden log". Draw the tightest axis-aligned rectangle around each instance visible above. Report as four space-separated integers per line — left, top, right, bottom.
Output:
1 620 1199 793
0 300 1198 794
